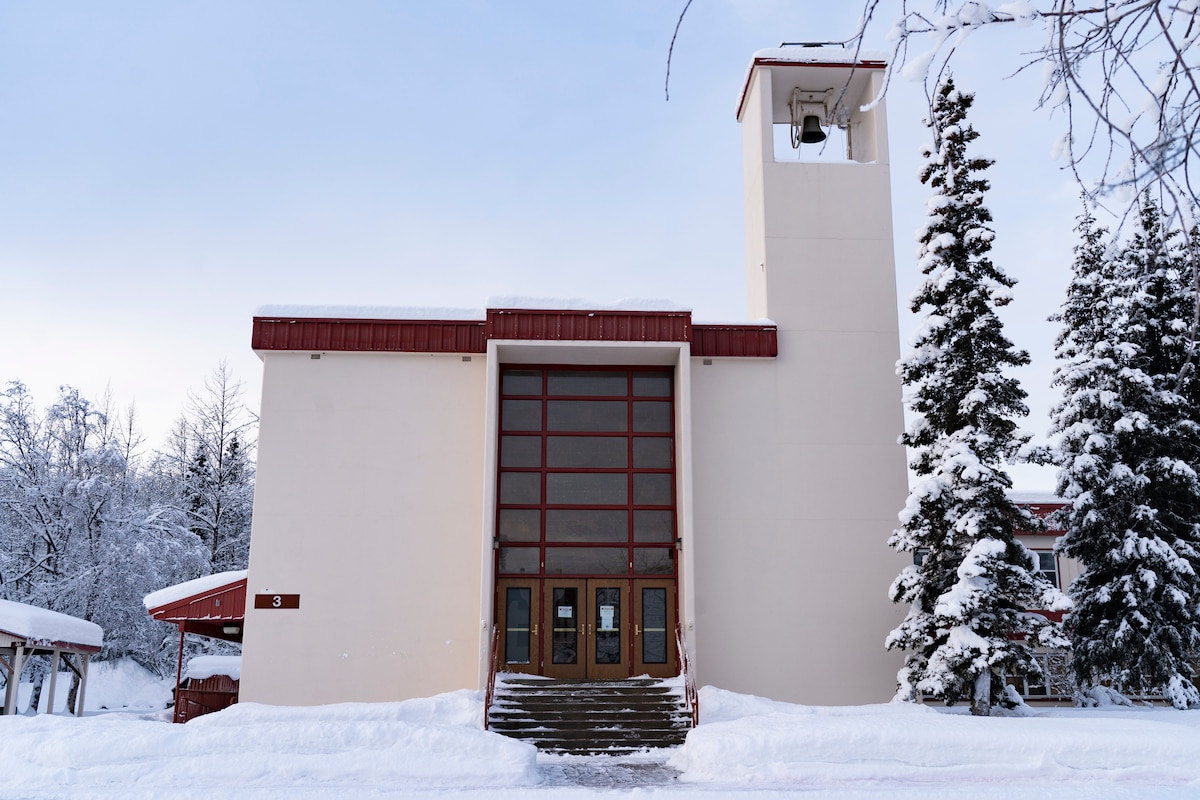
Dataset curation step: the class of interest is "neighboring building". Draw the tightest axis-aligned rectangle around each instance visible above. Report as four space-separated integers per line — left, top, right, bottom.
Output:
1009 494 1077 701
144 570 247 723
239 47 910 706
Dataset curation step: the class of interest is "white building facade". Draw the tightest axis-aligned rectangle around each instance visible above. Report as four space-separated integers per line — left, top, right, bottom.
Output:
240 49 910 706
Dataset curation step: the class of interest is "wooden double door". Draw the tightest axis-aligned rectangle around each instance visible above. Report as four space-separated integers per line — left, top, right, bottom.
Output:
497 578 676 679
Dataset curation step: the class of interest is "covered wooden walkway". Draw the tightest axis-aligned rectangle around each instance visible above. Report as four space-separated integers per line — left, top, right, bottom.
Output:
144 570 246 723
0 599 103 716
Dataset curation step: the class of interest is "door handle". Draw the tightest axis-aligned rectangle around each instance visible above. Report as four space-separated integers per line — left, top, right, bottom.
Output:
635 625 641 635
531 624 538 636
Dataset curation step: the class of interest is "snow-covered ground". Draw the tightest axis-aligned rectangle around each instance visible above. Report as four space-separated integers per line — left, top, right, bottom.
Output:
2 665 1198 798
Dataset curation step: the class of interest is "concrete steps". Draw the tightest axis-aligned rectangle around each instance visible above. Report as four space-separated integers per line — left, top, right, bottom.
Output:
487 677 692 755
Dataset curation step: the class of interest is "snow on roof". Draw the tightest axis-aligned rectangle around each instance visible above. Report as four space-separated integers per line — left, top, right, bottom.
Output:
255 305 486 321
0 598 103 649
1008 490 1065 505
751 45 889 64
692 317 775 327
487 296 692 312
187 655 241 681
255 298 694 320
143 570 248 611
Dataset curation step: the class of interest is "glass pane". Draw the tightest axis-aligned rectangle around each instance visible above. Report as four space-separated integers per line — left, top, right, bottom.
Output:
547 371 627 396
501 436 542 468
632 402 671 433
633 373 671 397
594 587 622 664
633 474 672 506
634 548 674 575
502 399 542 431
498 509 540 542
498 547 539 574
634 510 674 542
544 547 628 574
551 587 579 664
546 436 627 468
632 438 672 468
546 509 627 542
547 473 627 505
547 401 627 432
504 587 531 664
499 472 541 505
641 588 667 664
502 370 543 396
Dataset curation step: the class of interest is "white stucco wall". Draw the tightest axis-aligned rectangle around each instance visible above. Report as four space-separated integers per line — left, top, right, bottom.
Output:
691 59 909 704
241 351 486 705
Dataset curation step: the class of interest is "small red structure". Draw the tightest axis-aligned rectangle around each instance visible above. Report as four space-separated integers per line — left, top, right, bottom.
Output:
144 571 246 723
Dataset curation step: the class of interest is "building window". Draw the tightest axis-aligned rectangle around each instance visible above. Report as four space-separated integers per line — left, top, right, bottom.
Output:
1033 551 1058 589
495 366 676 578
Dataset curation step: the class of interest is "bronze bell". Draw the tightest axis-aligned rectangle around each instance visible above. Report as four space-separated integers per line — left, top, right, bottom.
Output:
800 114 826 144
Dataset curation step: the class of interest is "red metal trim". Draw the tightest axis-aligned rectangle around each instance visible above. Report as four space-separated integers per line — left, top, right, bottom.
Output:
1015 502 1068 537
488 309 691 343
147 578 248 623
735 57 886 122
691 324 778 357
253 312 777 357
252 317 487 353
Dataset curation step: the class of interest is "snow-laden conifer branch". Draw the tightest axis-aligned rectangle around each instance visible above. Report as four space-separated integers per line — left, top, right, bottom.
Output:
890 77 1067 715
1051 194 1200 708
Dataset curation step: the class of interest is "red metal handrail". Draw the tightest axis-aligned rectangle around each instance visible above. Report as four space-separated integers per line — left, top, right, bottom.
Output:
483 624 500 730
676 623 699 728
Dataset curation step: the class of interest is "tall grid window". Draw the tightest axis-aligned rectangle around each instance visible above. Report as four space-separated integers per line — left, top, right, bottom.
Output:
496 367 676 577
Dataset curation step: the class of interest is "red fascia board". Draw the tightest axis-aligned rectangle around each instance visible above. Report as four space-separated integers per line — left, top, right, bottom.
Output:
1015 502 1068 536
147 578 248 623
487 309 692 343
252 317 488 353
252 312 777 357
691 324 778 358
0 628 102 654
736 58 886 122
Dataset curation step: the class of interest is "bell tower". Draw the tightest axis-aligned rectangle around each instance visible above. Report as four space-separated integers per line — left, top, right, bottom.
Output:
689 46 909 703
738 47 894 326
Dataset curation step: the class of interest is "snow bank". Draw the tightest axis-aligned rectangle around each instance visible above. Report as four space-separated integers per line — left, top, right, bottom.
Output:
143 570 247 611
187 655 241 681
0 598 103 648
13 658 173 713
670 686 1200 786
0 690 538 795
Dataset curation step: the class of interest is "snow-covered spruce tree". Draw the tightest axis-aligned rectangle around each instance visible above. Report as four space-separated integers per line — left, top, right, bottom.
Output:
1055 195 1200 709
888 77 1069 716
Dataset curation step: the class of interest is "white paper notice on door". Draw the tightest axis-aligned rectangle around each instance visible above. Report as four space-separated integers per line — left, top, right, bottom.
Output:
600 605 615 631
557 606 572 619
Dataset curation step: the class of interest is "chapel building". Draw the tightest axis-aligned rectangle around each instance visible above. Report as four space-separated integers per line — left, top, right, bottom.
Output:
239 47 910 706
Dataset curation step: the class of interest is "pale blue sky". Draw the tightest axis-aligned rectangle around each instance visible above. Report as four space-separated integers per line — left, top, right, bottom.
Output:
0 2 1081 487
